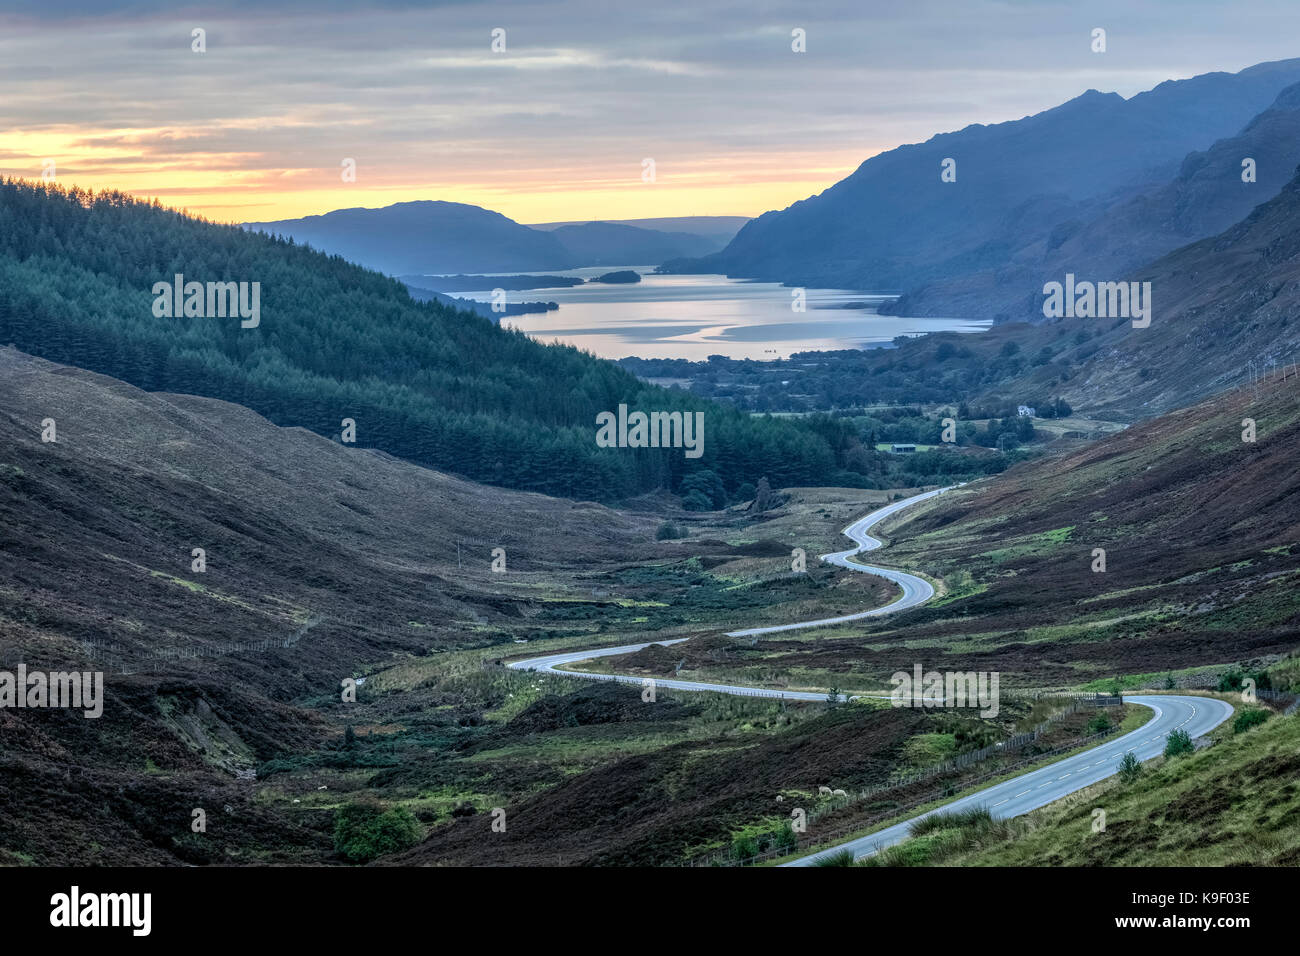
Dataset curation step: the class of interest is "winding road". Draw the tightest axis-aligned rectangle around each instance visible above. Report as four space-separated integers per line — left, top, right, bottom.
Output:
728 486 947 637
508 486 949 699
506 486 1236 864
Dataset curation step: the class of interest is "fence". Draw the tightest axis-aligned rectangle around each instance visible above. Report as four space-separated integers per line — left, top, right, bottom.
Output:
1250 687 1300 715
1244 358 1300 389
1082 694 1125 707
690 721 1125 868
1253 687 1294 701
77 615 323 675
688 695 1107 867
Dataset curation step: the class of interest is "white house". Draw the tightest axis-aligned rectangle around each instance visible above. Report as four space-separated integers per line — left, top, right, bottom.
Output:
1017 405 1036 418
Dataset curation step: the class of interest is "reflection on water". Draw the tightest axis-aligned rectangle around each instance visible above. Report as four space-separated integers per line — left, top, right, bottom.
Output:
440 265 990 361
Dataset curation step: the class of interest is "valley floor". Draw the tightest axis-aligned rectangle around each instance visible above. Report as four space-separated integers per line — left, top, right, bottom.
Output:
2 351 1298 866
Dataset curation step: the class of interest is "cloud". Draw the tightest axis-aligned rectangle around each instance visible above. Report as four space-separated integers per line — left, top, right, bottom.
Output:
2 0 1298 221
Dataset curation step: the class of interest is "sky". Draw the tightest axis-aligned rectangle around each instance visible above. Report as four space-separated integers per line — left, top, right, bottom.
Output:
2 0 1299 225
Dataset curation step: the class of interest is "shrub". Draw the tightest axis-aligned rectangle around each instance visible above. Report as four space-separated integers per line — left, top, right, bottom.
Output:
1217 669 1245 692
1086 712 1112 734
1163 728 1194 757
682 490 712 512
655 521 684 540
680 469 727 509
773 824 799 853
731 835 759 861
333 802 422 864
908 807 992 837
1117 751 1141 784
812 849 856 867
255 757 298 778
866 810 1016 867
1233 708 1270 734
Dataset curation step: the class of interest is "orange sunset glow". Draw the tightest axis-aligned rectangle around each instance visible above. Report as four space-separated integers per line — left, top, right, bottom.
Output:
1 125 873 223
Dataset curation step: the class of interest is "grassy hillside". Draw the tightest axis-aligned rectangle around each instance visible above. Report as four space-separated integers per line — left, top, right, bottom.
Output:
0 347 639 863
866 701 1298 867
984 165 1300 418
389 692 1103 867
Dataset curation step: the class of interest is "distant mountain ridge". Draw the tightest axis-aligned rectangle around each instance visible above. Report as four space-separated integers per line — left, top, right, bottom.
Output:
244 200 573 275
662 58 1300 309
529 215 749 246
245 204 744 275
547 221 722 265
887 78 1300 322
